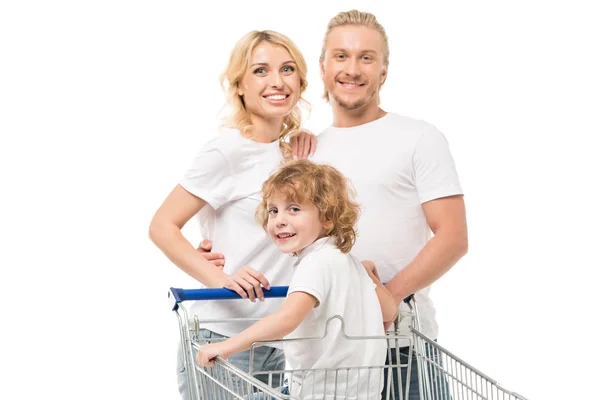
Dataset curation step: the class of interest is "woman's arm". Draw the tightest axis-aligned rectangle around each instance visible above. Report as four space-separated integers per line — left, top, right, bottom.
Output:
149 184 229 287
150 184 271 301
196 292 317 366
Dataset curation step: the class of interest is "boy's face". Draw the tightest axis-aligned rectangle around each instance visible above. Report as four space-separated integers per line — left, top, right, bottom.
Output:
320 25 387 111
266 193 326 255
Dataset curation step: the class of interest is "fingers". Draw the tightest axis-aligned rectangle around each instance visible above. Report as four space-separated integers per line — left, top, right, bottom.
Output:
223 280 249 300
197 239 213 252
309 132 316 156
295 134 306 158
290 135 298 159
224 267 270 302
233 274 260 302
202 252 225 267
196 348 217 367
301 133 312 159
243 266 270 290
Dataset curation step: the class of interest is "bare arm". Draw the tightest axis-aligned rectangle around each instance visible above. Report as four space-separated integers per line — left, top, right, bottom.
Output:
385 195 468 304
196 292 317 366
149 184 229 287
361 261 398 324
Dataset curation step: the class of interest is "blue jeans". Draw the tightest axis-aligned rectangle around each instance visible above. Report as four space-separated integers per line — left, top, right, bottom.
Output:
177 329 286 400
382 343 450 400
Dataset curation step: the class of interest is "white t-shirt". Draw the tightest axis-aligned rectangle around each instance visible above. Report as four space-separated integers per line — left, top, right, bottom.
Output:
284 237 387 400
179 128 296 338
311 113 463 340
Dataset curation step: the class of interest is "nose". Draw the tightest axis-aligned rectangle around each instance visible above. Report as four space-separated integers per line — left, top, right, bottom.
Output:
268 71 284 88
275 213 287 228
343 57 361 78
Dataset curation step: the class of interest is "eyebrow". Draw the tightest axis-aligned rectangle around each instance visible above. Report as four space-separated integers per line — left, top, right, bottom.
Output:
331 48 378 54
249 60 296 68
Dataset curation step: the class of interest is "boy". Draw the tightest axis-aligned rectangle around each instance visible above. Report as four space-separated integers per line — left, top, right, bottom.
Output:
196 159 397 399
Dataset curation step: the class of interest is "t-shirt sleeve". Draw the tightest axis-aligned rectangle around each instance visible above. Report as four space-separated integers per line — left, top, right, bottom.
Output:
179 143 234 210
413 124 464 204
288 255 331 308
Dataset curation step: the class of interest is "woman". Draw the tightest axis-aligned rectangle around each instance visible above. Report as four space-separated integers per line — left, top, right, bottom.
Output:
149 30 313 399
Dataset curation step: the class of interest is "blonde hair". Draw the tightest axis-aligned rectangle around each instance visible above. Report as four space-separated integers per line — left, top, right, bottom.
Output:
256 159 360 254
220 30 309 157
319 10 390 101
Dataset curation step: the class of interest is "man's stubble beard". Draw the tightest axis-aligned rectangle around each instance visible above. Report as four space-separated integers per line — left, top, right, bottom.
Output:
330 82 380 111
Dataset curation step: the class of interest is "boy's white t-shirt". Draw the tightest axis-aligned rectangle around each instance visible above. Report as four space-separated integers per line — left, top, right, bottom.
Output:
284 237 387 400
311 113 463 340
179 128 296 337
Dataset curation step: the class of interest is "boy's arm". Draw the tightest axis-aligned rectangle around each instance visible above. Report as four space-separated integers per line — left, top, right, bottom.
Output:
196 292 317 366
362 261 398 326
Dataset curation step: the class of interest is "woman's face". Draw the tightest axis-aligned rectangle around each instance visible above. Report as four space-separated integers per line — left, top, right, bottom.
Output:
238 42 301 123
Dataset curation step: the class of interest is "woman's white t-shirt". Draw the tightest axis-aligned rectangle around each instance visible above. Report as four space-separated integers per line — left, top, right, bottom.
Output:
179 128 296 337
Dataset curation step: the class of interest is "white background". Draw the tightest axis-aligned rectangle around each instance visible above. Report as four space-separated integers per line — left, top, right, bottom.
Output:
1 1 598 399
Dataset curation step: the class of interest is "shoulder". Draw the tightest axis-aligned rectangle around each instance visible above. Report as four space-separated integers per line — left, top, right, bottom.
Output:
385 113 438 135
298 246 347 272
199 128 244 159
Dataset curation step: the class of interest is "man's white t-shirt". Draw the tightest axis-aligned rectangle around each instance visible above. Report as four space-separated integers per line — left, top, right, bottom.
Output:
179 128 296 338
284 237 387 400
311 113 463 340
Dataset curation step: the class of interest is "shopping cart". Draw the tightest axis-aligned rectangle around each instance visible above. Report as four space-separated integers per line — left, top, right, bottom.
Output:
169 286 528 400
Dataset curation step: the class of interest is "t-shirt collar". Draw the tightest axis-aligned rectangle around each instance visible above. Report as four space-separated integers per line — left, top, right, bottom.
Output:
294 236 338 266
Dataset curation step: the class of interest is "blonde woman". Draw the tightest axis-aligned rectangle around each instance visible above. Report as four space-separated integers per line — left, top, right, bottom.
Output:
149 30 314 399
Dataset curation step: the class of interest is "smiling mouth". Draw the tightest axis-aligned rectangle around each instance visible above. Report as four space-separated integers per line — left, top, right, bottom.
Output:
263 94 290 101
337 81 365 88
276 233 296 239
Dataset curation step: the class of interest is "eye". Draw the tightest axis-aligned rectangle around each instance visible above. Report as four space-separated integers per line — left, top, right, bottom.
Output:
281 65 295 74
268 208 278 216
335 53 346 60
289 206 300 213
253 67 267 74
362 55 373 61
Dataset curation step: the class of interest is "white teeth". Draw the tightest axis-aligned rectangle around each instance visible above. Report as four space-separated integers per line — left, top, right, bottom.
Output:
278 233 295 238
265 95 287 101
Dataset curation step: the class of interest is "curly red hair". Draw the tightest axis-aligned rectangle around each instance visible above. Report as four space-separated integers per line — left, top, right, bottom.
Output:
256 159 360 253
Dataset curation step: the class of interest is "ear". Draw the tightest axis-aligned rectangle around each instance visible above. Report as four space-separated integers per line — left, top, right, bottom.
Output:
323 221 334 232
380 67 388 84
319 62 325 79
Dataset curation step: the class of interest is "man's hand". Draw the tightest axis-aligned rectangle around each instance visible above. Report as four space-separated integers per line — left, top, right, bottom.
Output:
290 129 317 159
196 342 228 367
197 239 225 268
220 266 271 302
361 260 381 281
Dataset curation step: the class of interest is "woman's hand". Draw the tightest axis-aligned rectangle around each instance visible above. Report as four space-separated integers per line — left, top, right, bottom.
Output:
290 129 317 159
220 266 271 302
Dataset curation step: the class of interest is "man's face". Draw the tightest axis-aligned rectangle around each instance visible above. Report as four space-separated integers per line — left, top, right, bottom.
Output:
320 25 387 111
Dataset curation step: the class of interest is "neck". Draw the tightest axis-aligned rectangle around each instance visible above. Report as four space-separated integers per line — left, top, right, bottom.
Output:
248 114 284 143
332 100 386 128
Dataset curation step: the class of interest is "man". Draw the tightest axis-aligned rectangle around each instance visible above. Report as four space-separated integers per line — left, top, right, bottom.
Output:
201 9 468 400
292 9 468 400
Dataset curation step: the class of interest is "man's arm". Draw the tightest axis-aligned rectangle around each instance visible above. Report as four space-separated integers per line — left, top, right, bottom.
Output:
385 195 468 304
362 261 398 325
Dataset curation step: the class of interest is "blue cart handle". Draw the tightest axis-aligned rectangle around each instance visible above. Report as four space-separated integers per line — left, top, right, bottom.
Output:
168 286 289 310
169 286 414 311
